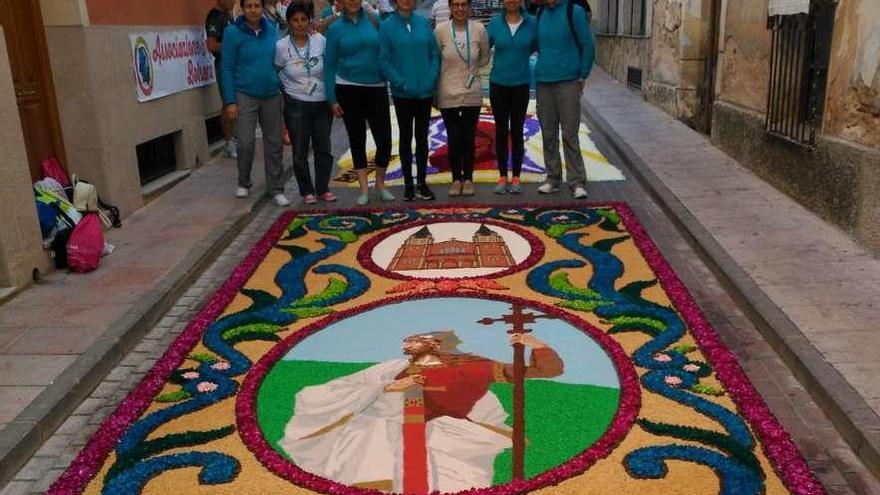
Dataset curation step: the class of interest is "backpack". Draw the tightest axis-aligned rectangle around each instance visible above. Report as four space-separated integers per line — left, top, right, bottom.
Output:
537 0 590 54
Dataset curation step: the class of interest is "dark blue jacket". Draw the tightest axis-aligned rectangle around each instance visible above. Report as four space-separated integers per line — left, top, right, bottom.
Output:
487 11 537 87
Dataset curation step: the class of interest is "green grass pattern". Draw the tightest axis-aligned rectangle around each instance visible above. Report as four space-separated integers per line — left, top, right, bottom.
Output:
256 360 620 485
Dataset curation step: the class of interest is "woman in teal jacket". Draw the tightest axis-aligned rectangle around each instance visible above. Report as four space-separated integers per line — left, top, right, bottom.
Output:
221 0 288 206
379 0 440 201
486 0 536 195
324 0 392 206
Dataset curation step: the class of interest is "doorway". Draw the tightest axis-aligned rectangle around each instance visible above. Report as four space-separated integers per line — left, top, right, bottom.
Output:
0 0 66 181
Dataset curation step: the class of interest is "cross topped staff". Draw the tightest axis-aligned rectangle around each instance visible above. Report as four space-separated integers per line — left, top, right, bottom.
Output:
477 303 556 480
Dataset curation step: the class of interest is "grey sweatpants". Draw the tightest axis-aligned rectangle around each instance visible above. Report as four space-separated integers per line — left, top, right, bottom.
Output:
536 80 587 190
236 92 284 194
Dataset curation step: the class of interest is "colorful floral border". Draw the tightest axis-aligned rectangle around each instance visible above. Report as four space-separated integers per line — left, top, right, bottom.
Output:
47 210 298 495
237 292 641 495
613 203 825 495
356 218 546 281
46 202 825 495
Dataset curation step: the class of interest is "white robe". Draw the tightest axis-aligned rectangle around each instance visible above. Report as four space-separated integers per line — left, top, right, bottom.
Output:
279 359 512 492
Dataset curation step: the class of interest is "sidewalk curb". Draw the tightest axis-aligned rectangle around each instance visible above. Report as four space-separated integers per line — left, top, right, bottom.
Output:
582 100 880 478
0 193 272 486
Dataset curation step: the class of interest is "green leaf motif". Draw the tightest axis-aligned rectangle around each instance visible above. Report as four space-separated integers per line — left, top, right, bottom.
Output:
286 217 309 236
291 277 347 308
284 306 334 318
188 352 217 363
222 323 281 341
637 419 760 473
331 230 358 243
547 223 584 238
608 315 666 332
597 209 621 225
691 384 725 396
155 390 191 403
548 272 602 299
672 344 697 354
105 426 236 482
557 300 611 312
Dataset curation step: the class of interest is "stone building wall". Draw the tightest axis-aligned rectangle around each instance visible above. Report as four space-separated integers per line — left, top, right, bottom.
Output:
712 0 880 253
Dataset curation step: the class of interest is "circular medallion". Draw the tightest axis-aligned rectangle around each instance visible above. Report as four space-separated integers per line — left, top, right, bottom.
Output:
358 220 544 280
239 294 640 495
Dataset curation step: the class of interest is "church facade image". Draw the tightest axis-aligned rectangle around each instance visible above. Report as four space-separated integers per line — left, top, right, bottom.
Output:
388 224 515 271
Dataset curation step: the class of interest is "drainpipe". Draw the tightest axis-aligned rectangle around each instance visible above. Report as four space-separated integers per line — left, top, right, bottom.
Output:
703 0 724 134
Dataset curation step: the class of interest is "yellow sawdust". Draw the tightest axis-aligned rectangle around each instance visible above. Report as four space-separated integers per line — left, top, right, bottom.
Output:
81 208 797 494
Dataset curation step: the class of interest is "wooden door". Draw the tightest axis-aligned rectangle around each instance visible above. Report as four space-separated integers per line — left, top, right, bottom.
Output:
0 0 66 180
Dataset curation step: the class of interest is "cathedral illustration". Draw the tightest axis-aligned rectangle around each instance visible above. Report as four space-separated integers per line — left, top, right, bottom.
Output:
388 224 516 271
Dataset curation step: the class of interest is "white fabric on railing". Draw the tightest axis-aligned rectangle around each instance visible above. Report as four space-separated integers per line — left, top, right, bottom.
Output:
769 0 810 16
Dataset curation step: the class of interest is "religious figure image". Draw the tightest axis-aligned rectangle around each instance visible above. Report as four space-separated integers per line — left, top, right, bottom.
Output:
278 330 564 493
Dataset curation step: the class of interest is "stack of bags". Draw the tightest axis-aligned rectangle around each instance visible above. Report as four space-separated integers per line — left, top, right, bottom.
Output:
33 158 121 273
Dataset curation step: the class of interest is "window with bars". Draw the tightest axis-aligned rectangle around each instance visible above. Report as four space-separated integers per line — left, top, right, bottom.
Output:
596 0 645 36
765 0 835 146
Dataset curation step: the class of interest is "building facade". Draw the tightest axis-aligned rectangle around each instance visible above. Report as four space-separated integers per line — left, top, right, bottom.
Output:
0 0 223 288
594 0 880 253
388 225 515 271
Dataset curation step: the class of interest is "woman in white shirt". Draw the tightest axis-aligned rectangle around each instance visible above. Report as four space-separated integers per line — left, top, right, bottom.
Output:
275 2 336 204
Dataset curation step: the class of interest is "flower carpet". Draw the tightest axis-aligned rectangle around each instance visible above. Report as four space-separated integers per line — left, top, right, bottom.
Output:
332 100 625 187
49 204 823 495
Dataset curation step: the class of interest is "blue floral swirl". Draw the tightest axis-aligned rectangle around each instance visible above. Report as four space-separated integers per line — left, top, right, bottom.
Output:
527 214 764 492
103 215 374 494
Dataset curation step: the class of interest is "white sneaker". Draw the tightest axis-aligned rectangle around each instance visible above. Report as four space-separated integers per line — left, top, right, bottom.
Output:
573 186 588 199
273 193 290 206
223 140 238 159
235 186 249 198
537 182 559 194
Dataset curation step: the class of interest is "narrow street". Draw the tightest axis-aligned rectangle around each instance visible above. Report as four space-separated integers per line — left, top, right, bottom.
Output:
2 67 879 494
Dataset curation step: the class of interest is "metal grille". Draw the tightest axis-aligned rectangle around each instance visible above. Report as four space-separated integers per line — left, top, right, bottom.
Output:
205 115 223 146
765 1 835 146
136 133 176 185
597 0 645 35
598 0 618 34
627 66 643 89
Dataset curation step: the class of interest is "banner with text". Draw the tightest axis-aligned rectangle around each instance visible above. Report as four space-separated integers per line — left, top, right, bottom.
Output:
130 28 216 102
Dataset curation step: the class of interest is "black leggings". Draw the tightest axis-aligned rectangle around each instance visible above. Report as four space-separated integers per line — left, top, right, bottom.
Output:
336 84 391 170
393 97 432 185
489 82 529 178
440 106 480 182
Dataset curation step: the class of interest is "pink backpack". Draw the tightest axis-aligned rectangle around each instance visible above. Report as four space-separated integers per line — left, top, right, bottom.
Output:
67 214 104 272
41 157 72 189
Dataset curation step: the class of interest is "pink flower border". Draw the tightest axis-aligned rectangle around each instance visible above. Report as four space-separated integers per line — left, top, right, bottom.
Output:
356 218 546 281
45 202 826 495
46 210 298 495
237 291 641 495
613 202 826 495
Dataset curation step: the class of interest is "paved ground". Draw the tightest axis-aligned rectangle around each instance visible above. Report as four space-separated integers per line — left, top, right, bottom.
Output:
582 68 880 478
2 68 880 493
0 145 291 487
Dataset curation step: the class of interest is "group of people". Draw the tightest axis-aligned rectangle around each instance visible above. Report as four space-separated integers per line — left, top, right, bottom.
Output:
206 0 595 207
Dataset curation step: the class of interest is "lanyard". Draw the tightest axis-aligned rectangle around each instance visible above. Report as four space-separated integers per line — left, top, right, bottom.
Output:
450 21 471 68
289 35 312 78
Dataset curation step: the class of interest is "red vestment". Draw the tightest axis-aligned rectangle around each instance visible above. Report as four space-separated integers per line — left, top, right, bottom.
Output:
397 349 562 493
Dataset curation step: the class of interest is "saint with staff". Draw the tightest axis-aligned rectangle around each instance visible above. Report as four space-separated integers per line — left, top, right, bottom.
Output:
279 308 563 493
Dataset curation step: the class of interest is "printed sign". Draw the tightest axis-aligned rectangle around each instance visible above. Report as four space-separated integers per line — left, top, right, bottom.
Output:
130 28 215 102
